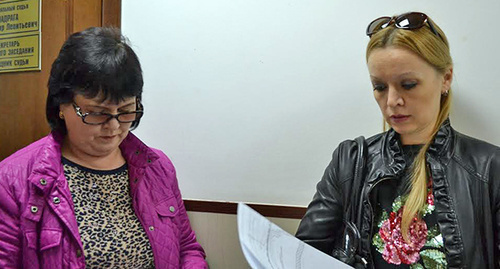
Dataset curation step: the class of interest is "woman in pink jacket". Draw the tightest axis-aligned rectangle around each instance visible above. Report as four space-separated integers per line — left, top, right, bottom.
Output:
0 27 207 268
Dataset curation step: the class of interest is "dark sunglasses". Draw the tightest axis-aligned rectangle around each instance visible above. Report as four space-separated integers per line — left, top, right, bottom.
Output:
366 12 442 40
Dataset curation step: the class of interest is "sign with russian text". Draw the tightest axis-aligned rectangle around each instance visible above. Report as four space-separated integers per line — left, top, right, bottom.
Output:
0 0 40 73
0 33 38 71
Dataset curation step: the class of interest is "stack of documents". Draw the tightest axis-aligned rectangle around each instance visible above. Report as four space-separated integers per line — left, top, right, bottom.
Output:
237 203 353 269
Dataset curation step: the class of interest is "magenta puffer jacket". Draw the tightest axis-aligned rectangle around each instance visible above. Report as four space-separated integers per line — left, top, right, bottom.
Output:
0 132 207 268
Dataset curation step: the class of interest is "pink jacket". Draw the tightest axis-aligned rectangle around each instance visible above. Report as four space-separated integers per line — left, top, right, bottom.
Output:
0 132 207 268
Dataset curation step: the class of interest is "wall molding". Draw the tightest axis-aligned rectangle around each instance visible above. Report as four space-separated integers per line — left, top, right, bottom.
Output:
184 199 307 219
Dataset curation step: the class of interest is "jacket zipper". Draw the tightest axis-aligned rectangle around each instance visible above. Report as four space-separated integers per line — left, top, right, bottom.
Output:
131 175 159 268
365 176 395 266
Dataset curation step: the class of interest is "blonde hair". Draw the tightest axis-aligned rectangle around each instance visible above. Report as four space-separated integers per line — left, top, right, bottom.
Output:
366 16 453 241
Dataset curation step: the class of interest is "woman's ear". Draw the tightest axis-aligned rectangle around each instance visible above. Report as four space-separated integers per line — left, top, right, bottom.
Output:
59 103 72 119
441 66 453 94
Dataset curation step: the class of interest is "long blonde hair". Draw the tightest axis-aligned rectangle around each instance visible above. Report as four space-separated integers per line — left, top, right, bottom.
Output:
366 16 453 241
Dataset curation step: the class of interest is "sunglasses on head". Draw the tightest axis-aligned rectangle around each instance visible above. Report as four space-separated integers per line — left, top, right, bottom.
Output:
366 12 442 40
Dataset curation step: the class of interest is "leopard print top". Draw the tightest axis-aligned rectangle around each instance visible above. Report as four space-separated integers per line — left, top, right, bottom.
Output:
63 158 155 268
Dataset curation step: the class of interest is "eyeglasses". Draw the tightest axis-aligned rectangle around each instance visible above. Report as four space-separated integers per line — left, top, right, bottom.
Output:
366 12 442 40
72 102 144 125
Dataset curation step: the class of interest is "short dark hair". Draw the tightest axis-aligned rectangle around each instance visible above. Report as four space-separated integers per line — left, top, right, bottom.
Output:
46 27 144 134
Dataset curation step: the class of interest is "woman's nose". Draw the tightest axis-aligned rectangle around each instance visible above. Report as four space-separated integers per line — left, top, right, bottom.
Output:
386 87 404 107
103 116 121 130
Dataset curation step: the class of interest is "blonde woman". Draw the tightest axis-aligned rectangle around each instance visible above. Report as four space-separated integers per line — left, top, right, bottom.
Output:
296 12 500 268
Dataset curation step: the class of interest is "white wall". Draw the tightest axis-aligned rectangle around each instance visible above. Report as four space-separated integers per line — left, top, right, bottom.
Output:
122 0 500 206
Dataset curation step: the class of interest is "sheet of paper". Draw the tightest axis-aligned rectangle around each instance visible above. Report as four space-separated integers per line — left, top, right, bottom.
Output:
237 202 353 269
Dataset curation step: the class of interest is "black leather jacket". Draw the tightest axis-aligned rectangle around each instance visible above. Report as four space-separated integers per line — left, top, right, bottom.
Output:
296 120 500 268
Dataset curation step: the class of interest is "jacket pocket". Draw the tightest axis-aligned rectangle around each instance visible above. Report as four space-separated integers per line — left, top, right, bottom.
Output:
39 229 62 251
25 231 38 250
25 229 63 251
155 196 179 218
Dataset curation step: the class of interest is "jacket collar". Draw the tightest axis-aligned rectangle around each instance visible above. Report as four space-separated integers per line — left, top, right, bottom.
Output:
29 131 159 194
28 132 64 196
119 132 160 168
380 118 454 177
426 119 454 163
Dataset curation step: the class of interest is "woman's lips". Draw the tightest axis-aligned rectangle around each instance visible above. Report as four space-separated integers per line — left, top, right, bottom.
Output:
100 135 117 140
390 115 410 123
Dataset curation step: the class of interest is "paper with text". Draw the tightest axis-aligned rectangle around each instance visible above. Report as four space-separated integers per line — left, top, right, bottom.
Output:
237 203 353 269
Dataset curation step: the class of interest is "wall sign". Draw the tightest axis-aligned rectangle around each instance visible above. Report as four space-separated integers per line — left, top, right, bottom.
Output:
0 0 40 73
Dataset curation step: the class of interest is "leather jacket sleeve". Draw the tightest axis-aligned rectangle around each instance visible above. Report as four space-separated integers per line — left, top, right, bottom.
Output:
490 149 500 268
295 140 358 255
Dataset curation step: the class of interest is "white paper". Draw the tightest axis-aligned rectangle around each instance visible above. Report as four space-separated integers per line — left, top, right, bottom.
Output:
237 203 353 269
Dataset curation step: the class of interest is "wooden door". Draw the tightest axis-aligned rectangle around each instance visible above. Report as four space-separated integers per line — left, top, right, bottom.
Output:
0 0 121 160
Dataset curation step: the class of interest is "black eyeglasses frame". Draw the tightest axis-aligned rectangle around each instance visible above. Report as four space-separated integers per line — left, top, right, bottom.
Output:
72 102 144 125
